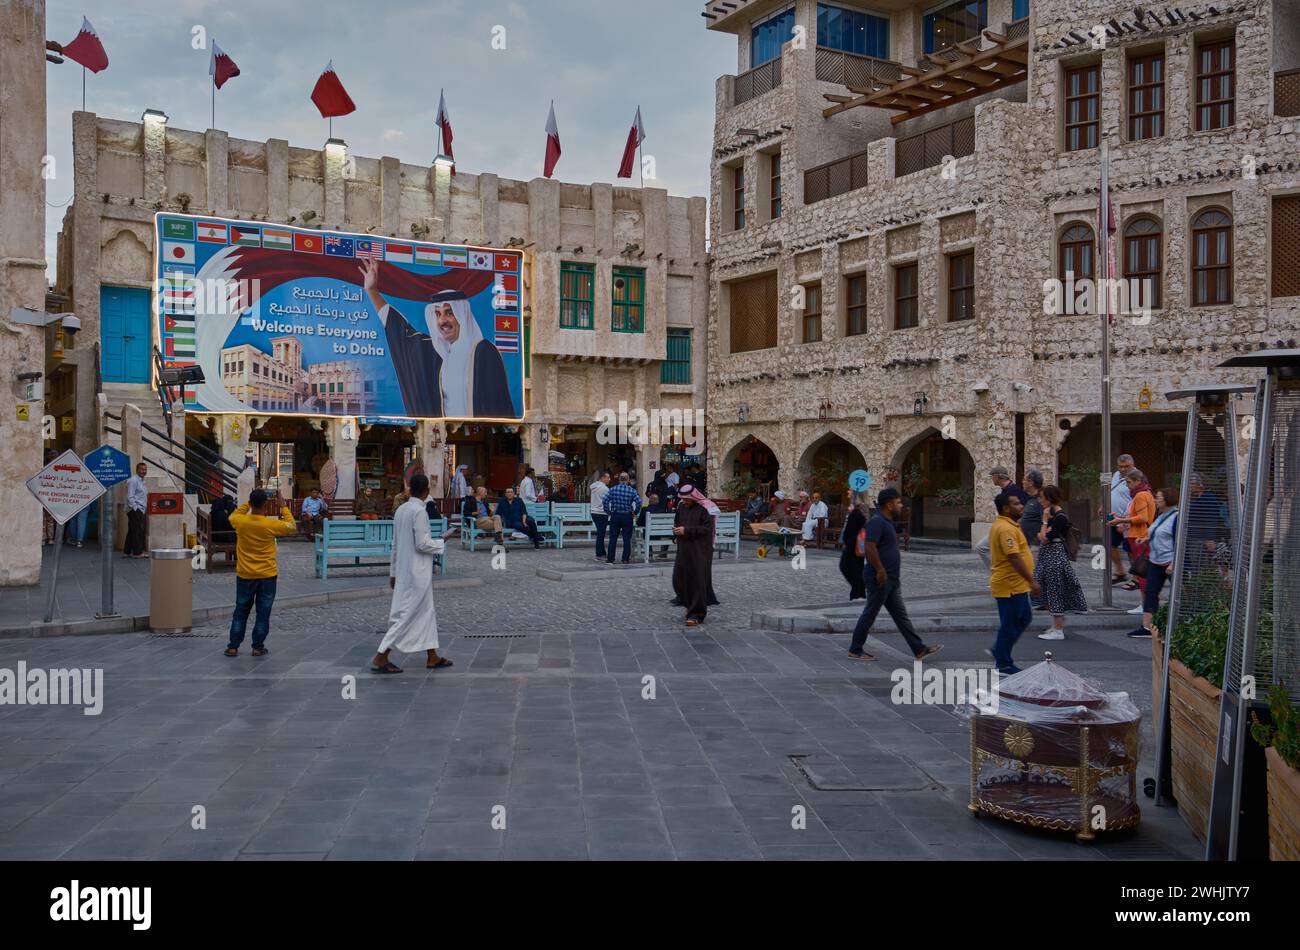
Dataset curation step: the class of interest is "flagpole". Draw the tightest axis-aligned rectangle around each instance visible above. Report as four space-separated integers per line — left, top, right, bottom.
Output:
1099 133 1114 610
211 80 216 130
82 67 86 111
638 106 645 190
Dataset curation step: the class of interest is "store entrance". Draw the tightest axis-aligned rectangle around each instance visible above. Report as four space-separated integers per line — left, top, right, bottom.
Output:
248 417 326 500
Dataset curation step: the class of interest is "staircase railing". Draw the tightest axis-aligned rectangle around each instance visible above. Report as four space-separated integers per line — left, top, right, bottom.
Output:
103 409 243 503
152 345 177 438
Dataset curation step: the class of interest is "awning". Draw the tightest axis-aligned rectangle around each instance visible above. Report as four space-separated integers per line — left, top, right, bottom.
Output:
823 30 1029 124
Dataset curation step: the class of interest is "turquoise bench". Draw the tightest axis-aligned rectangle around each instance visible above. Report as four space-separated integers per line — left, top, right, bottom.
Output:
461 504 559 552
714 511 742 560
552 502 595 545
638 512 678 562
315 517 448 579
525 502 564 549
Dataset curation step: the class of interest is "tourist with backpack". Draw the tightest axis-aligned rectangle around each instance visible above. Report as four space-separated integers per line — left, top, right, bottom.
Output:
1035 485 1089 641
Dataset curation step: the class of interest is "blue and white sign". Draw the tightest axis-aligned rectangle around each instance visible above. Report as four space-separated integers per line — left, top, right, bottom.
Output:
848 469 872 493
86 444 133 488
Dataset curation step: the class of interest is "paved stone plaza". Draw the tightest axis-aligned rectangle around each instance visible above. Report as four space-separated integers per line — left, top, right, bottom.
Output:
0 542 1202 860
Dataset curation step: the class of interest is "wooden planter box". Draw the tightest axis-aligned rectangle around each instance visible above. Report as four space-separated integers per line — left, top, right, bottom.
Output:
1265 747 1300 861
1152 633 1221 842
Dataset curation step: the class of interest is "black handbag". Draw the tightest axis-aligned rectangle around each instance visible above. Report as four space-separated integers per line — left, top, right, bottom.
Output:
1129 545 1150 578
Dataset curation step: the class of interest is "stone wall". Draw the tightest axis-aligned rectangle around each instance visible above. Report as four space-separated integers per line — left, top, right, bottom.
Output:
0 0 50 586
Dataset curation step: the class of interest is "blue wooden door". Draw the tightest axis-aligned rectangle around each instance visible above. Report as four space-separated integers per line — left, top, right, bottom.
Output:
100 287 153 383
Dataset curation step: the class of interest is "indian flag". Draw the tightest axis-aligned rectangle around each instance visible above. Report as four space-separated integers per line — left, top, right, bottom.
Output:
197 222 228 243
442 247 467 267
386 243 414 264
415 246 441 266
263 229 293 251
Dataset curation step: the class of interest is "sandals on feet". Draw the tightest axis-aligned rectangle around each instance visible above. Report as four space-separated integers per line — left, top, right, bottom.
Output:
371 662 403 674
427 657 454 670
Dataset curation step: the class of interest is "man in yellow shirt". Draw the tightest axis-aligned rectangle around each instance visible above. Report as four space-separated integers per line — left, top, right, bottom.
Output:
225 489 298 658
988 491 1041 675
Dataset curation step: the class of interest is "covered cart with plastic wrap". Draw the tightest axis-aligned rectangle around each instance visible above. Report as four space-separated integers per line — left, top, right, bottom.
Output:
965 655 1142 841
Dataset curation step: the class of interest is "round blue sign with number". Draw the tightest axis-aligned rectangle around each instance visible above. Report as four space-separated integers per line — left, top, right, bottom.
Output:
848 469 871 493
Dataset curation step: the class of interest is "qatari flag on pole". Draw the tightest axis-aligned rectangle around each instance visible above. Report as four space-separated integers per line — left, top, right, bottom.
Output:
436 89 455 169
61 17 109 73
311 61 356 118
617 106 646 180
543 101 562 179
210 41 240 89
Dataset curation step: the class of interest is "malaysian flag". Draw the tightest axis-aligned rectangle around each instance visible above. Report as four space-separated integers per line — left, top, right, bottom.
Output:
355 240 383 260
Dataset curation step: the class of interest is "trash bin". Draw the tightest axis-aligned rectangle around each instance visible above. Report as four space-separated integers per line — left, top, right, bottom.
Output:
149 549 193 634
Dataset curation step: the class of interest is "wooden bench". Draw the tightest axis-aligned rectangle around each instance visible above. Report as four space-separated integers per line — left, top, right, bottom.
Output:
314 517 449 579
551 502 595 545
196 507 237 573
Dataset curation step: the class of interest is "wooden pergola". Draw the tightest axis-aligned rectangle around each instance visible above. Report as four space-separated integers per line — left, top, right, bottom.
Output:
823 30 1029 124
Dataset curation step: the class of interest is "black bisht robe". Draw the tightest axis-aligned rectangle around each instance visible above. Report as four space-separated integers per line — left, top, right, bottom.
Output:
839 506 867 600
384 307 518 418
672 502 714 621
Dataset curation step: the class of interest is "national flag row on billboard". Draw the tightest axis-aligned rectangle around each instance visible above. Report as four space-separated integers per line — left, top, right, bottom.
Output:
160 217 519 272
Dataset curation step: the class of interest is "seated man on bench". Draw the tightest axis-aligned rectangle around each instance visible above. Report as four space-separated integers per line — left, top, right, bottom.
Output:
497 487 543 548
462 486 504 544
356 487 380 521
301 489 330 538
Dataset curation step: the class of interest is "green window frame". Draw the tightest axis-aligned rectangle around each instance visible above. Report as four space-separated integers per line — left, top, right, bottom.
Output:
524 316 532 377
613 267 646 333
662 328 692 384
560 262 595 329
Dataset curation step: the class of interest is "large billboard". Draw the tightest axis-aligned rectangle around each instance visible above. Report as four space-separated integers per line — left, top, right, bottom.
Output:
153 214 525 421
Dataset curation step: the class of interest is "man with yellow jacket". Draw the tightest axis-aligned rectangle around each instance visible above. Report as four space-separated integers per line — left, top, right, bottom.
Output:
225 489 298 658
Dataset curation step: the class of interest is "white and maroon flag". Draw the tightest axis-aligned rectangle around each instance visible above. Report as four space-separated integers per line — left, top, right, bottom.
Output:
311 61 356 118
436 89 455 169
543 101 562 179
617 106 646 180
61 17 109 73
210 41 240 90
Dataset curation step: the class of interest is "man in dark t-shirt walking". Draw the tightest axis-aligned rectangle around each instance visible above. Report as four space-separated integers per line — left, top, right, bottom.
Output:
848 488 943 662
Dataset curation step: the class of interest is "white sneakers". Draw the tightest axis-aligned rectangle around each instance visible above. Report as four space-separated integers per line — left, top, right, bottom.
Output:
1038 628 1065 640
1128 605 1144 615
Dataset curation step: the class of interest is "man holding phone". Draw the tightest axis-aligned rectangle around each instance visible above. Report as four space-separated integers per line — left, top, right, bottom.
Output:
225 489 297 658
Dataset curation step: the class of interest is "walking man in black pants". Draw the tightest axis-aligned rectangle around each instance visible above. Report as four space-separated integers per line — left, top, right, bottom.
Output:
848 488 943 662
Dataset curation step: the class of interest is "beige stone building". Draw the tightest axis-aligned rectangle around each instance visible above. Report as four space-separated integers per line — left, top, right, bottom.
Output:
52 111 708 507
703 0 1300 540
0 1 51 586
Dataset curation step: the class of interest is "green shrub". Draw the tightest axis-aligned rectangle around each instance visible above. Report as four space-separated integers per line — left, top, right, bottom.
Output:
1250 684 1300 772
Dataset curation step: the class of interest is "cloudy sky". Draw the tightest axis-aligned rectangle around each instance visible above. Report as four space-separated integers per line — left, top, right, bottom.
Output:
44 0 735 272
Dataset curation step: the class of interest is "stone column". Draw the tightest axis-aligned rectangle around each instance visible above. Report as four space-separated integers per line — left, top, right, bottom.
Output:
266 138 289 223
70 111 102 456
328 417 358 504
205 129 229 215
430 161 453 243
323 139 347 229
479 173 500 246
380 156 401 236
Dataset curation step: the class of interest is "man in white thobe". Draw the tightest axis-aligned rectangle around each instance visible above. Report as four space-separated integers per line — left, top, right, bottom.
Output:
802 491 829 542
371 474 453 674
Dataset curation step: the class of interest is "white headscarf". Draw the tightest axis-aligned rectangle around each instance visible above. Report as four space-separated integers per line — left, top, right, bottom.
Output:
428 298 484 418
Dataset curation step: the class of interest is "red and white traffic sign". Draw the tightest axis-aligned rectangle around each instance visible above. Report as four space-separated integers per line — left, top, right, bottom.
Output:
26 449 106 525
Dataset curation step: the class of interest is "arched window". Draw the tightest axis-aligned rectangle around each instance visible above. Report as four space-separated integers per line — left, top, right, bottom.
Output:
1058 223 1094 313
1191 209 1232 306
1123 217 1162 310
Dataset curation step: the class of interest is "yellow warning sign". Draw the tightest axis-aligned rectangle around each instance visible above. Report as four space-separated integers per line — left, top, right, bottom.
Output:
16 405 29 421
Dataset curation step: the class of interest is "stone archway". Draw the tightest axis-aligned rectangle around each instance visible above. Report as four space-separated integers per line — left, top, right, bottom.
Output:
719 432 781 500
890 427 976 541
796 430 867 504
